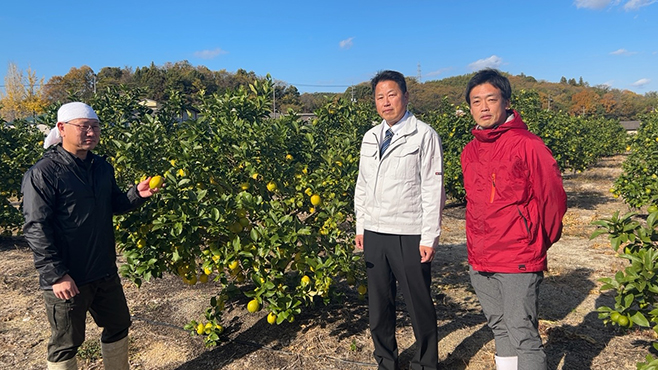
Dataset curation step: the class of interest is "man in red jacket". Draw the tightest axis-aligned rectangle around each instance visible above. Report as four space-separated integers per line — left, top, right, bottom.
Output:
461 69 567 370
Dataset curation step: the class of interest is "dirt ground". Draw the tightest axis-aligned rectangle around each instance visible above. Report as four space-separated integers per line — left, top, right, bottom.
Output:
1 154 656 370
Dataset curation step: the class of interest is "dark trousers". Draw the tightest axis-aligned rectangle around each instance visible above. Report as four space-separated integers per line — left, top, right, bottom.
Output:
364 230 438 370
43 274 131 362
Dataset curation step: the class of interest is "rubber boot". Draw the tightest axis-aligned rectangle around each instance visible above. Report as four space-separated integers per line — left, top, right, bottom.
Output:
495 355 518 370
101 336 130 370
47 357 77 370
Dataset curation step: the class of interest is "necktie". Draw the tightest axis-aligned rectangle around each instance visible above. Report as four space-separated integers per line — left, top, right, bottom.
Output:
380 129 393 157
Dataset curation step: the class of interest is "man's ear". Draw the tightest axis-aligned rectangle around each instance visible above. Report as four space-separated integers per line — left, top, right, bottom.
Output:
57 121 65 135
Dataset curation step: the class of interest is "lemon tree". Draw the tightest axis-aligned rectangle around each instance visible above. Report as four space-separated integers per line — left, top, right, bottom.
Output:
106 80 375 345
591 208 658 370
613 112 658 208
0 118 44 234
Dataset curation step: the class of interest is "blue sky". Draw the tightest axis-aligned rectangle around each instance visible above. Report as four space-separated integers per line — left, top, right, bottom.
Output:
1 0 657 95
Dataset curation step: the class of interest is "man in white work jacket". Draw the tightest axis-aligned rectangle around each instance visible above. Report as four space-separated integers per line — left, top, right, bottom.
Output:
354 70 446 370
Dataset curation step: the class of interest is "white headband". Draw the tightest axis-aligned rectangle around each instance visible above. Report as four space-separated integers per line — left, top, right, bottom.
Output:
43 102 99 149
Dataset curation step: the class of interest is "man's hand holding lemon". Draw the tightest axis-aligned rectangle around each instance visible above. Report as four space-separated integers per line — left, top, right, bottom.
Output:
137 175 164 198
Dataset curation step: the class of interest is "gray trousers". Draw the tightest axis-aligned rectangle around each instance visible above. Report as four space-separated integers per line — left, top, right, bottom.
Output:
469 268 546 370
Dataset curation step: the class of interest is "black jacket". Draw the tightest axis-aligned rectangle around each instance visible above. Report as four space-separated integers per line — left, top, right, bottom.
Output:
22 145 146 289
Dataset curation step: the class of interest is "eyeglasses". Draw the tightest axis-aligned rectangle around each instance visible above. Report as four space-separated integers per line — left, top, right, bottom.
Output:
65 122 101 133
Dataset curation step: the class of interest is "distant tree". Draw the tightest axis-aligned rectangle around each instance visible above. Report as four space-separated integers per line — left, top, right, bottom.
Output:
0 63 48 121
618 90 642 120
643 91 658 113
600 92 618 117
568 78 577 86
278 85 302 112
97 67 134 91
560 76 567 84
570 89 600 116
43 65 96 102
578 76 589 87
134 63 167 100
300 93 328 113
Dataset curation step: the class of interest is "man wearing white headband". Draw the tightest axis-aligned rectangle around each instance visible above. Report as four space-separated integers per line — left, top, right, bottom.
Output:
21 102 162 370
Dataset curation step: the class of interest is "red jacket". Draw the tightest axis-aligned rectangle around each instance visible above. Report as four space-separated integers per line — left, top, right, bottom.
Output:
461 110 567 273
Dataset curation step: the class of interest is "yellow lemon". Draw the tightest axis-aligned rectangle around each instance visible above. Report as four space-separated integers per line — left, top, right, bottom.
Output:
204 322 213 334
267 312 277 325
301 275 310 285
285 154 293 160
266 182 277 192
310 194 321 206
196 323 205 335
137 239 146 249
357 284 367 295
149 175 164 189
199 273 209 284
177 169 187 177
247 299 260 313
240 182 250 190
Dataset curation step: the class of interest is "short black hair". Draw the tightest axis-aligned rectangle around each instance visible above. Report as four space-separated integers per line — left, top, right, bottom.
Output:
465 68 512 105
371 70 407 94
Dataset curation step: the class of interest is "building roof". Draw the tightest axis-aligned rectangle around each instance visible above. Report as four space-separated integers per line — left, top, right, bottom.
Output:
620 121 641 131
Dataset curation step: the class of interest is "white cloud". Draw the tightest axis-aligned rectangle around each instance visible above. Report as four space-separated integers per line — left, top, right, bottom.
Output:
632 78 651 87
574 0 656 9
339 37 354 49
468 55 503 71
610 48 637 55
624 0 657 10
574 0 611 9
193 48 228 59
425 67 452 78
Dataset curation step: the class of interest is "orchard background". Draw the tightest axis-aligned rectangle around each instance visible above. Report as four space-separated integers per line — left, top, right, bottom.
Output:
1 76 657 369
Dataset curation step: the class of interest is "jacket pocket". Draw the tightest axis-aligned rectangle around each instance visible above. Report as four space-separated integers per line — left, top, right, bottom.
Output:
359 142 379 181
44 292 72 332
393 145 420 179
516 206 534 241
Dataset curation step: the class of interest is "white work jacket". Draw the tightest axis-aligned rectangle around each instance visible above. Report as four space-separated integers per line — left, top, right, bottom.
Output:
354 113 446 248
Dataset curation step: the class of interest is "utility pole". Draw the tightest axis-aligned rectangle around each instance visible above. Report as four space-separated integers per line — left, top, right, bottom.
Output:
547 95 552 111
417 62 422 82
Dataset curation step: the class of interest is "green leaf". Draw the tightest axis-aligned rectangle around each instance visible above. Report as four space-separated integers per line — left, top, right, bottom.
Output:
623 293 635 309
631 311 650 327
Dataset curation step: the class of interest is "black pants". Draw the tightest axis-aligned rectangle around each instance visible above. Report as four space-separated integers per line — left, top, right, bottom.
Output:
364 230 438 370
43 274 131 362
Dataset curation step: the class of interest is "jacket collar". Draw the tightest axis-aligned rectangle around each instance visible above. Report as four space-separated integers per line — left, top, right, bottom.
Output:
471 110 527 143
373 112 418 141
371 112 418 159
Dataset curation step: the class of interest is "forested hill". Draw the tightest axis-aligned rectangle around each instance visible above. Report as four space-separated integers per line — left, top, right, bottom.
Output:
401 73 657 120
3 61 655 122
